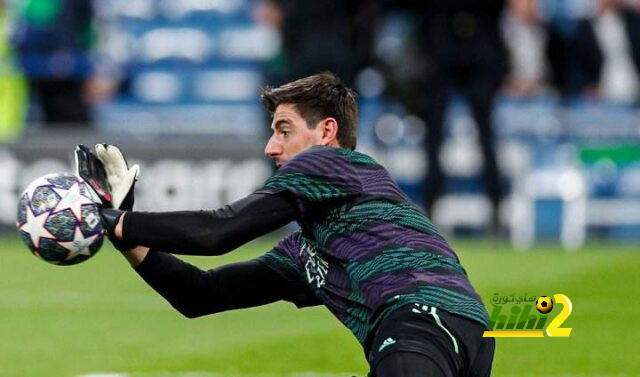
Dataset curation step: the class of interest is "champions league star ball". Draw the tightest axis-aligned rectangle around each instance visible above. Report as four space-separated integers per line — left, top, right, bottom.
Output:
16 173 104 265
536 296 553 314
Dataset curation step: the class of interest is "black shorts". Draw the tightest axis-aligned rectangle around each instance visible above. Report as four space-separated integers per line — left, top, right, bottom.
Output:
366 303 495 377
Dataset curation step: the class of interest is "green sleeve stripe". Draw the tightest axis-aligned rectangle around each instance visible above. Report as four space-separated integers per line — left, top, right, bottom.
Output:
337 149 378 165
264 173 349 201
339 202 439 235
262 249 299 276
345 248 466 282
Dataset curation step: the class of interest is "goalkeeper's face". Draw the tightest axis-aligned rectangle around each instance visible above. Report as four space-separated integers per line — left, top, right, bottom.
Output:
265 104 339 167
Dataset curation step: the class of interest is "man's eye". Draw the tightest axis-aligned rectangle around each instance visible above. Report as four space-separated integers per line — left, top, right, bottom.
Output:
282 130 291 136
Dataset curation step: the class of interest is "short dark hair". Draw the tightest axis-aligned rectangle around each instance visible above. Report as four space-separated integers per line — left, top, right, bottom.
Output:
260 72 359 150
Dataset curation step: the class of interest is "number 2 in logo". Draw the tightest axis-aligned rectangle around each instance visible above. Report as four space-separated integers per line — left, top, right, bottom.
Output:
545 294 573 337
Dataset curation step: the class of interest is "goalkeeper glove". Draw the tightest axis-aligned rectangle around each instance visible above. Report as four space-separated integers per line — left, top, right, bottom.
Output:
95 144 140 211
74 144 139 252
95 144 140 251
74 144 113 207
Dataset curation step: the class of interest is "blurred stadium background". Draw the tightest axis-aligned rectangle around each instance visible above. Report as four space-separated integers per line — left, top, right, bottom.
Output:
0 0 639 376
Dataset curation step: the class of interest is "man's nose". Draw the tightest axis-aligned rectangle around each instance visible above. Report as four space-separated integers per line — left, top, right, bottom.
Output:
264 136 281 158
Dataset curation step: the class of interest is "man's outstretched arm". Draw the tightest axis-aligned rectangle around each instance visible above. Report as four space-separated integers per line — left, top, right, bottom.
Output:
130 247 315 318
106 192 297 256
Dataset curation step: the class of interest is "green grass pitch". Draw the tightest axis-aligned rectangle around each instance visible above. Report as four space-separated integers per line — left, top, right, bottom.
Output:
1 234 638 376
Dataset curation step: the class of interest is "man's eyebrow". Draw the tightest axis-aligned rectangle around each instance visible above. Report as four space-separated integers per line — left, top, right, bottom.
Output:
272 118 291 130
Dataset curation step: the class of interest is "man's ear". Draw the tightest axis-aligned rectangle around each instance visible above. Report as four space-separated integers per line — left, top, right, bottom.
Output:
319 117 340 147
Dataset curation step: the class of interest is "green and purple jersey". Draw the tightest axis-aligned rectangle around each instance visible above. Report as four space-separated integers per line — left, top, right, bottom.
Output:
257 146 488 345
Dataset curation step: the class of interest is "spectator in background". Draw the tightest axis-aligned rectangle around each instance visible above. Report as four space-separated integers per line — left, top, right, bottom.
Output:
501 0 548 97
10 0 102 126
593 0 640 103
255 0 379 87
622 0 640 89
539 0 604 99
502 0 640 104
385 0 507 233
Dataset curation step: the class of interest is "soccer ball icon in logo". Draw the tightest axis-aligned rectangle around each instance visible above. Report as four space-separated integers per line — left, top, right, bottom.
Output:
536 296 553 314
16 173 104 265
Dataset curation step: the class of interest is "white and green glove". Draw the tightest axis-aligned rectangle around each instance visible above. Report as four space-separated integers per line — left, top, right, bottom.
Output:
94 144 140 211
74 144 140 251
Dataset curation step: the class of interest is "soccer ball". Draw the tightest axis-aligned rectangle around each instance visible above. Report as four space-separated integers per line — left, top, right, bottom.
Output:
536 296 553 314
16 173 104 265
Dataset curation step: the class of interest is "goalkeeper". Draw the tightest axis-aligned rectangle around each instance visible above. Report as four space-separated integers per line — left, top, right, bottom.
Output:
76 72 494 377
